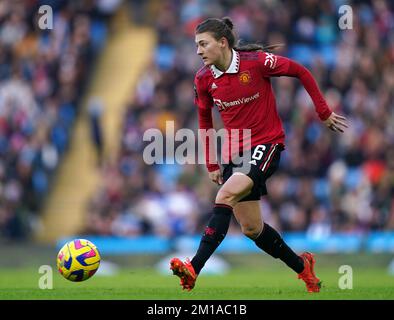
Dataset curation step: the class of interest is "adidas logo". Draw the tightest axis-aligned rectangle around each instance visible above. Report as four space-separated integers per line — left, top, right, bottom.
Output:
211 83 218 90
248 160 257 165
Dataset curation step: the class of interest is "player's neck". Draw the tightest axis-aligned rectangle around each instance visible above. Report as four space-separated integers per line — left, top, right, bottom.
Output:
215 49 233 72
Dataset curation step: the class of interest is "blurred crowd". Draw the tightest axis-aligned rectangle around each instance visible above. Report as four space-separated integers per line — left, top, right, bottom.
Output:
2 0 393 240
0 0 116 239
86 0 394 238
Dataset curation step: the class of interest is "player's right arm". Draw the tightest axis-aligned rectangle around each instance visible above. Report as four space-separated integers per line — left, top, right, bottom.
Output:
194 74 223 184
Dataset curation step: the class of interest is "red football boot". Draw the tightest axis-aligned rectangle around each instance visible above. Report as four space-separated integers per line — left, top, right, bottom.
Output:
170 257 197 291
298 252 322 293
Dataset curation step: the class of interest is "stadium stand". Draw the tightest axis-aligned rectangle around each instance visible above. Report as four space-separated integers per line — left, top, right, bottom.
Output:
0 0 114 239
1 1 393 248
85 0 394 240
37 5 155 243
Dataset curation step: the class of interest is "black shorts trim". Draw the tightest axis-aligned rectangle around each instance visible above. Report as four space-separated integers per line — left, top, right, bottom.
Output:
222 143 284 202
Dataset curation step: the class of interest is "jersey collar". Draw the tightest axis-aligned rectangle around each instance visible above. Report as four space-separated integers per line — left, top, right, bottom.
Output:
210 49 240 79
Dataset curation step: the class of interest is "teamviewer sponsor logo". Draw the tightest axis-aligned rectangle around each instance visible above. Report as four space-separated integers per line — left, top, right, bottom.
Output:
214 92 260 111
213 98 225 111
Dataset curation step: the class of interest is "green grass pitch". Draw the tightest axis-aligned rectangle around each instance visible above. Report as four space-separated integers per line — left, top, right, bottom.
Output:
0 264 393 300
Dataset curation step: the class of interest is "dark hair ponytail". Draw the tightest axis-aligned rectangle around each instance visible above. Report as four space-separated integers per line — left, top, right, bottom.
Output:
196 16 284 52
234 41 285 52
221 17 234 30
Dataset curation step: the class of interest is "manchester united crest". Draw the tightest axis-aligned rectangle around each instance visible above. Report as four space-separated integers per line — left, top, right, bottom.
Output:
239 71 251 85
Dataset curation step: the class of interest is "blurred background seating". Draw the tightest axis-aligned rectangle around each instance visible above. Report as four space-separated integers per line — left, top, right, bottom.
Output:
86 0 394 241
0 0 112 239
0 0 393 251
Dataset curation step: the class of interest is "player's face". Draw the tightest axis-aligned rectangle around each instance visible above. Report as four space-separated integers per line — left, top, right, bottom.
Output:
195 32 225 66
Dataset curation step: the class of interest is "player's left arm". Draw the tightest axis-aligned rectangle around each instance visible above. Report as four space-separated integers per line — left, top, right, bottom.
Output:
259 52 348 133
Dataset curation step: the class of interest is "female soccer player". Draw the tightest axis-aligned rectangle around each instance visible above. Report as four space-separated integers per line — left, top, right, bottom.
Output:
170 17 348 293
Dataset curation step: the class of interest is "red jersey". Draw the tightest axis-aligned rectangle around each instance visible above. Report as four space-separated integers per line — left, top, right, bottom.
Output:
194 49 332 172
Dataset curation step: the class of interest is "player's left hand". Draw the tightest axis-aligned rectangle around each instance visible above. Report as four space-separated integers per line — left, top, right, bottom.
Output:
323 112 348 133
208 169 224 185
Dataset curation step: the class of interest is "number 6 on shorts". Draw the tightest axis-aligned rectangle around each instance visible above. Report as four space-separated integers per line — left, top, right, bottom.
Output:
251 145 266 160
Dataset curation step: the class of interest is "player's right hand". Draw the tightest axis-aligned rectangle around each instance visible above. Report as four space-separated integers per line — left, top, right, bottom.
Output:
208 169 223 185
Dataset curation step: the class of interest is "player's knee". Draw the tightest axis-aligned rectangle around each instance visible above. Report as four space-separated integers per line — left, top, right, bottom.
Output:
215 189 237 207
241 224 262 240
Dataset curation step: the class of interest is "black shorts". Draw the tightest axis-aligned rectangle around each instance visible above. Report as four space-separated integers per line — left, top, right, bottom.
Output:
222 143 284 202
